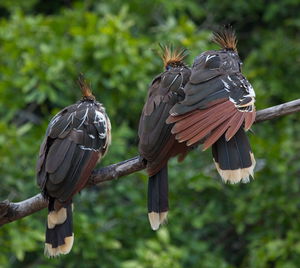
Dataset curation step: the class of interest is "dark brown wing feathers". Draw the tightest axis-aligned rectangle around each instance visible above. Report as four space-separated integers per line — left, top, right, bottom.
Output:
37 99 111 204
37 76 111 257
138 65 191 175
169 46 256 149
45 138 72 173
138 54 191 229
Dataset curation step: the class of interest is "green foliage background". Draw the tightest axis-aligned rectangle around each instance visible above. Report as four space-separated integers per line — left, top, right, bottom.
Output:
1 0 300 267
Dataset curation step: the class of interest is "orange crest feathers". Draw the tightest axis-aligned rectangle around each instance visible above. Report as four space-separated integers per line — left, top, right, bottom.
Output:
159 44 187 68
212 26 238 52
77 73 95 100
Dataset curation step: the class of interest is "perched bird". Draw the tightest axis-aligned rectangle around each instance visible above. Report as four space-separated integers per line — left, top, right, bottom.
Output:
167 27 256 183
36 74 111 257
138 46 191 230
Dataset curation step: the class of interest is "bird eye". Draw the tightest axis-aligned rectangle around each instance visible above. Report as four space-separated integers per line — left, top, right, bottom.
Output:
166 65 171 71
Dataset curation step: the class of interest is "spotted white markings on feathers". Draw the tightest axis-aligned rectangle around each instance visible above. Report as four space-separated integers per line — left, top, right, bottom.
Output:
227 74 256 113
67 111 76 124
49 113 72 137
227 75 238 86
229 95 255 112
94 110 107 139
205 54 216 62
229 97 236 104
77 108 89 129
74 129 83 133
245 84 255 97
89 134 95 139
79 145 98 151
221 79 230 92
238 77 256 98
168 74 180 89
236 97 255 112
58 120 72 137
48 114 61 133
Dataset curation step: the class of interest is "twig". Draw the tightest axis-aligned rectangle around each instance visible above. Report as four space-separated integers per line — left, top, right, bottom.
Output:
1 99 300 227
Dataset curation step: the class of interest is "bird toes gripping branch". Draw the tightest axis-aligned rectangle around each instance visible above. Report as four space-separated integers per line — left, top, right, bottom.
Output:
36 74 111 257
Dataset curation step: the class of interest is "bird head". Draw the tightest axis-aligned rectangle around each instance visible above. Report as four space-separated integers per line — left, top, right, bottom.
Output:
212 26 238 53
159 44 187 70
193 27 242 73
77 73 95 101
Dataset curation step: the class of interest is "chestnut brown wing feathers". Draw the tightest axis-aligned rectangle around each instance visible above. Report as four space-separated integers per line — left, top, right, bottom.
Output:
169 50 256 148
167 42 256 184
37 100 110 203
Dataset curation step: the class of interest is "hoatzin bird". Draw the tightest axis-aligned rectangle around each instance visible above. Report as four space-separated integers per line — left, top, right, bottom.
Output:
138 46 191 230
167 27 256 183
36 75 111 257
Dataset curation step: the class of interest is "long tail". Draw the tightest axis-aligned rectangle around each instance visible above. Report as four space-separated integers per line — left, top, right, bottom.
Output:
148 166 169 231
212 127 256 184
44 199 74 257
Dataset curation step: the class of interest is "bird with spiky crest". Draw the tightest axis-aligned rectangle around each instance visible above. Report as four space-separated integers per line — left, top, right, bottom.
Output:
36 74 111 257
138 45 191 230
212 26 238 52
159 44 188 69
167 26 256 184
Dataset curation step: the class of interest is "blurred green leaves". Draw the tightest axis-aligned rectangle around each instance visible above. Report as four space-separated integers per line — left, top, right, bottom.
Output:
1 0 300 267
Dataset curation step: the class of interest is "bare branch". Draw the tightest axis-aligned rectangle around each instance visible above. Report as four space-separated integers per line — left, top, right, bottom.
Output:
89 156 145 185
1 99 300 227
0 195 47 226
255 99 300 123
0 156 145 227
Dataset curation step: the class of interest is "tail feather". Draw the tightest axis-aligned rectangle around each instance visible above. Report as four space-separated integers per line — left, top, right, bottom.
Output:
148 166 168 230
212 127 255 184
44 200 74 257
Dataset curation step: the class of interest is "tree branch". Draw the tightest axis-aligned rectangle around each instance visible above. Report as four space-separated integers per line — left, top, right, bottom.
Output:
1 99 300 227
0 156 145 227
255 99 300 123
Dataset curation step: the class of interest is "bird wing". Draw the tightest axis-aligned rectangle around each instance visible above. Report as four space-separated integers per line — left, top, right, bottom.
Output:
36 101 110 203
138 67 191 175
167 51 256 150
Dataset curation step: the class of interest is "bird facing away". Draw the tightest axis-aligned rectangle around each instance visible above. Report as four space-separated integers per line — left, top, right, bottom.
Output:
138 45 191 230
167 27 256 183
36 74 111 257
